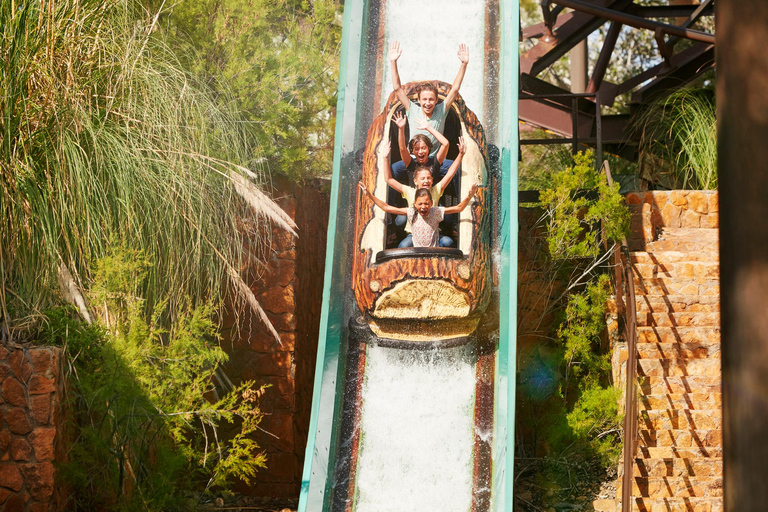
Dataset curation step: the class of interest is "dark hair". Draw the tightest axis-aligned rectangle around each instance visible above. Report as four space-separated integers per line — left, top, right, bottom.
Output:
411 188 433 224
408 134 433 155
416 83 439 100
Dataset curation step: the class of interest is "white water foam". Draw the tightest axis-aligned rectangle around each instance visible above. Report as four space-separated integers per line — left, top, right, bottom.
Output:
380 0 488 120
353 344 477 512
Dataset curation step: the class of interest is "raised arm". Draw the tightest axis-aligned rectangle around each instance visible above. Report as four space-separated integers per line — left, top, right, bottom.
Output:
389 41 410 108
444 184 479 215
359 182 407 216
435 136 466 194
393 112 411 167
381 141 404 194
415 119 449 163
444 44 469 109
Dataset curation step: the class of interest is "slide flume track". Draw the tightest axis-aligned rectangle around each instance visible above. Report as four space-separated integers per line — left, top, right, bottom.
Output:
299 2 519 511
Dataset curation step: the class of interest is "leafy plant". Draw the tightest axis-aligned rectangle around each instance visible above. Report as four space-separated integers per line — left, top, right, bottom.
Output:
151 0 342 181
540 151 630 259
0 0 295 341
44 248 267 510
634 87 717 190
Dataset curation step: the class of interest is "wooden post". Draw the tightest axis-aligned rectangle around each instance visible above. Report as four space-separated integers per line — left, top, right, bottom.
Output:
718 1 768 509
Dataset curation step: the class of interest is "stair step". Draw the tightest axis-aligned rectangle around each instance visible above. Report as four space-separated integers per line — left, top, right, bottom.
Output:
595 497 723 512
636 446 723 459
638 376 721 394
617 476 723 498
637 326 720 344
639 409 722 430
657 227 719 240
637 428 722 448
639 393 722 410
638 358 721 378
636 342 720 360
633 295 720 314
632 261 719 280
634 277 720 296
636 311 720 327
632 457 723 478
631 251 719 265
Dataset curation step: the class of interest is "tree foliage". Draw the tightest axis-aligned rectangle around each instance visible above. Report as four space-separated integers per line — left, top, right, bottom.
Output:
46 247 267 510
0 0 296 340
540 151 630 259
153 0 342 181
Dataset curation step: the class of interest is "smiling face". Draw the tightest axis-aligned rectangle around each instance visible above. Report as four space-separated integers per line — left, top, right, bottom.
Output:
413 168 434 189
413 193 433 216
418 90 437 117
412 140 430 163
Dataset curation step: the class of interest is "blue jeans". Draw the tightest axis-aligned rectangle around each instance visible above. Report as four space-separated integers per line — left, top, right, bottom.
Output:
398 234 454 248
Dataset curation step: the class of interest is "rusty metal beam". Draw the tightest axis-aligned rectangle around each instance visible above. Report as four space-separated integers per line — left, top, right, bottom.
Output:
631 44 715 103
626 3 714 19
521 0 634 77
549 0 715 44
614 42 713 98
587 21 622 94
521 12 576 40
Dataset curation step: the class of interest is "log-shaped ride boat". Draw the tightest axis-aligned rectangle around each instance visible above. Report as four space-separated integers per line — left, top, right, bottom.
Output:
352 81 491 343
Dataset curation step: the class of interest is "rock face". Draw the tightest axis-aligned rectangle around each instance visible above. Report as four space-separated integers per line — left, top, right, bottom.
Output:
224 179 330 498
596 191 722 512
0 346 66 511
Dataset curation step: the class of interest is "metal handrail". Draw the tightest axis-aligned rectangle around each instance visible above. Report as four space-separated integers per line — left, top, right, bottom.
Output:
601 161 638 512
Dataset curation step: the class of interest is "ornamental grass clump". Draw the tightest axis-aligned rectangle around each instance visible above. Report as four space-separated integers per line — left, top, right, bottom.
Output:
634 87 717 190
0 0 294 341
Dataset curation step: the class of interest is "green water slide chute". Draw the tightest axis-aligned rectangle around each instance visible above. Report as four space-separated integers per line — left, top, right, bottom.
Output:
299 1 519 510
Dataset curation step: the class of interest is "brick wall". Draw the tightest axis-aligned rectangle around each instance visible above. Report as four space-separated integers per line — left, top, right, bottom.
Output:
0 346 66 511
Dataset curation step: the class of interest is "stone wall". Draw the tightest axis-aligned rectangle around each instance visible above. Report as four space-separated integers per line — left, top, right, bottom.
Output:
626 190 719 251
0 346 65 511
224 179 329 498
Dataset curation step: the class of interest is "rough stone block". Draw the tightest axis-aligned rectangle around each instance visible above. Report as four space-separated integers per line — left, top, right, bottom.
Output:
20 462 55 501
29 503 50 512
29 428 56 462
682 209 702 228
5 407 32 435
277 260 295 287
689 192 709 214
0 463 23 491
27 375 54 395
0 431 9 452
10 437 31 461
29 395 51 425
661 203 682 227
8 351 31 383
259 286 295 315
28 349 52 375
669 190 689 207
2 377 27 407
0 487 10 504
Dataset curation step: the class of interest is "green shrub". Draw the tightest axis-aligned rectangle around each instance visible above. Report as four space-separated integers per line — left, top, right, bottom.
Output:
42 248 266 510
540 151 630 259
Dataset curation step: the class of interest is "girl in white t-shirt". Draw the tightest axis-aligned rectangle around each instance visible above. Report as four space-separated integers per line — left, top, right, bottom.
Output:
359 182 478 248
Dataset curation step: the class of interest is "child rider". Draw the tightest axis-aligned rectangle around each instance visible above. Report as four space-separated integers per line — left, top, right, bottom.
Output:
382 137 466 248
359 182 478 248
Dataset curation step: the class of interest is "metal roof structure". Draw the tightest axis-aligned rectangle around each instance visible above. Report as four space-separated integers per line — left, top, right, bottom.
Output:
519 0 715 156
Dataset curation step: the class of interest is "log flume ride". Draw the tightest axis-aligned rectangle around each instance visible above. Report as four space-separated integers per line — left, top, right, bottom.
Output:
299 2 519 511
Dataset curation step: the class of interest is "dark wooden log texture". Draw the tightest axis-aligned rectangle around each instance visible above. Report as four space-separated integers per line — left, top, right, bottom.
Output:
353 81 491 322
718 1 768 509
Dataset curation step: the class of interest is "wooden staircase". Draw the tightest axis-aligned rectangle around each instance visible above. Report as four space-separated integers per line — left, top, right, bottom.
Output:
595 191 723 512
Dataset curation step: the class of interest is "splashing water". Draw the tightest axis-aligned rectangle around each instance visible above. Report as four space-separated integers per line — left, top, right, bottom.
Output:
381 0 488 119
353 344 478 512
